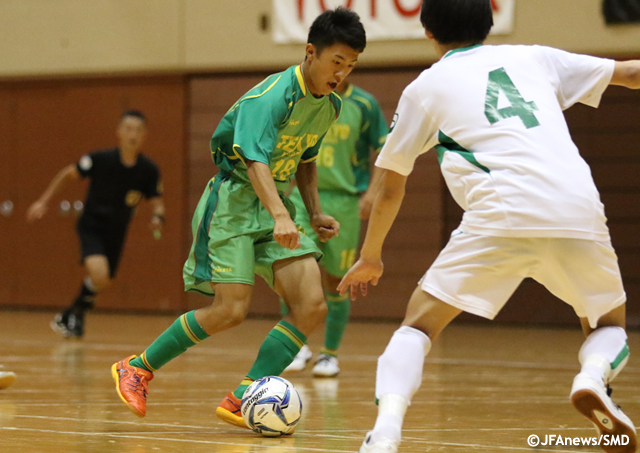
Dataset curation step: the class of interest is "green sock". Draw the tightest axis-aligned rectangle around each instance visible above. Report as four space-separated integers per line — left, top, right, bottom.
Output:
233 320 307 399
279 298 289 317
322 291 350 356
130 311 209 372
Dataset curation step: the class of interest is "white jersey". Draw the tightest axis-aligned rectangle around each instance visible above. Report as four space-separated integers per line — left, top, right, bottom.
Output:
378 44 615 241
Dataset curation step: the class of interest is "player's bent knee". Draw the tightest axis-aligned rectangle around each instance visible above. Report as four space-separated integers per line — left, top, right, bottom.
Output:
288 293 326 325
221 305 248 327
212 298 251 328
304 294 328 324
226 304 250 327
92 276 111 292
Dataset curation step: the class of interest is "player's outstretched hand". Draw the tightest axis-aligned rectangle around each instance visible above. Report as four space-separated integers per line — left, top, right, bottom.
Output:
274 215 301 250
337 256 383 301
311 214 340 243
26 200 48 222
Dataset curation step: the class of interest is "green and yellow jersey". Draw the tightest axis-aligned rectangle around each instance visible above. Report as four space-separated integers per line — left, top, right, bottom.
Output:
314 84 388 194
210 65 342 192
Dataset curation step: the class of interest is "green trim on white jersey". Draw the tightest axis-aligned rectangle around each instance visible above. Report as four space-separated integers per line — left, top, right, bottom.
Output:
435 131 490 173
443 44 483 59
376 45 615 241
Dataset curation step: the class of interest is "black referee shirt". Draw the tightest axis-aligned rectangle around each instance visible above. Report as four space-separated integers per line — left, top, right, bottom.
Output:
76 148 161 227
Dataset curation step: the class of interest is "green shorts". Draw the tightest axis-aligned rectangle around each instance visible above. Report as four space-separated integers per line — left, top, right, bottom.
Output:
289 187 361 278
183 175 322 296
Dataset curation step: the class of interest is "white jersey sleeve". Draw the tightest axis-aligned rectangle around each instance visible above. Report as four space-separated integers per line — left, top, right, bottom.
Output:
375 87 438 176
535 46 615 110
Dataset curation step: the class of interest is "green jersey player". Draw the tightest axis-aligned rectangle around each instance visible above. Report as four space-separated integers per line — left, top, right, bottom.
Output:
339 1 640 452
284 80 388 377
112 8 366 428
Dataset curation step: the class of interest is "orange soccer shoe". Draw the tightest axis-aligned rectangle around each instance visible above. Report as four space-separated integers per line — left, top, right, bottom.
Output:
112 355 154 418
216 392 249 429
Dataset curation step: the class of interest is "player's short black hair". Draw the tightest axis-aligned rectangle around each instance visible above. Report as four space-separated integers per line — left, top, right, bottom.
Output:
307 7 366 54
121 110 146 123
420 0 493 45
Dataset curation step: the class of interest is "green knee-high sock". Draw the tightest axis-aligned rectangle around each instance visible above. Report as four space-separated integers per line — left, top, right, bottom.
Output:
233 320 306 399
130 311 209 372
322 291 350 356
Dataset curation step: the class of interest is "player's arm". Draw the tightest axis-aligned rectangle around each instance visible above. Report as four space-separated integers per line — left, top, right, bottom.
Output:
296 161 339 242
149 197 166 236
359 164 384 220
26 164 80 222
230 80 300 249
338 169 407 300
610 61 640 89
146 169 165 234
246 160 300 250
360 169 407 259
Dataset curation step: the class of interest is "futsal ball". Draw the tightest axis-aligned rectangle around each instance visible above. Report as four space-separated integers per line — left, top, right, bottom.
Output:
241 376 302 437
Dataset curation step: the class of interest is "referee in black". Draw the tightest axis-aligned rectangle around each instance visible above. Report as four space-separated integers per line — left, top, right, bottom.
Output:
27 110 165 338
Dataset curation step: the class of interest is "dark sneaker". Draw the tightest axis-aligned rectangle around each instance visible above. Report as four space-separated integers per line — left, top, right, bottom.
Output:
50 313 72 338
65 312 84 338
50 310 84 339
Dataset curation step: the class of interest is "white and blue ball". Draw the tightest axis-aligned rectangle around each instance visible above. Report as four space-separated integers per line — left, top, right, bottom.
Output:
241 376 302 437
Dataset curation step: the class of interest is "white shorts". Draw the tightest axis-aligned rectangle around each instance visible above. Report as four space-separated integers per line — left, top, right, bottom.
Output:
422 231 626 328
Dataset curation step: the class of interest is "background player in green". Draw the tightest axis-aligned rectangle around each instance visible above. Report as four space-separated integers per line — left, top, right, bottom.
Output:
284 79 388 377
27 110 165 339
112 8 366 428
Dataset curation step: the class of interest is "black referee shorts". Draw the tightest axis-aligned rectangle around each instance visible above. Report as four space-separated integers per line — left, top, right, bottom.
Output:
76 219 128 278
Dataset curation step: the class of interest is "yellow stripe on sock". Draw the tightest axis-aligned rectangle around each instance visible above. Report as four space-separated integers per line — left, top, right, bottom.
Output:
140 352 157 372
321 347 338 357
274 324 304 349
180 314 201 345
241 378 254 387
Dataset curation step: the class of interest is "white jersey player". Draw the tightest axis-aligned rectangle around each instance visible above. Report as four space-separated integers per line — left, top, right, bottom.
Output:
383 44 613 242
339 1 640 453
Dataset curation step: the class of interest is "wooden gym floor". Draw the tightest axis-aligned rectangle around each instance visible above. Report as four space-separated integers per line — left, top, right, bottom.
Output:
0 310 638 452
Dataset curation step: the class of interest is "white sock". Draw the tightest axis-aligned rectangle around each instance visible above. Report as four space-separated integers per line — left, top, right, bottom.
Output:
370 394 408 444
370 326 431 443
83 276 98 293
579 326 629 386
